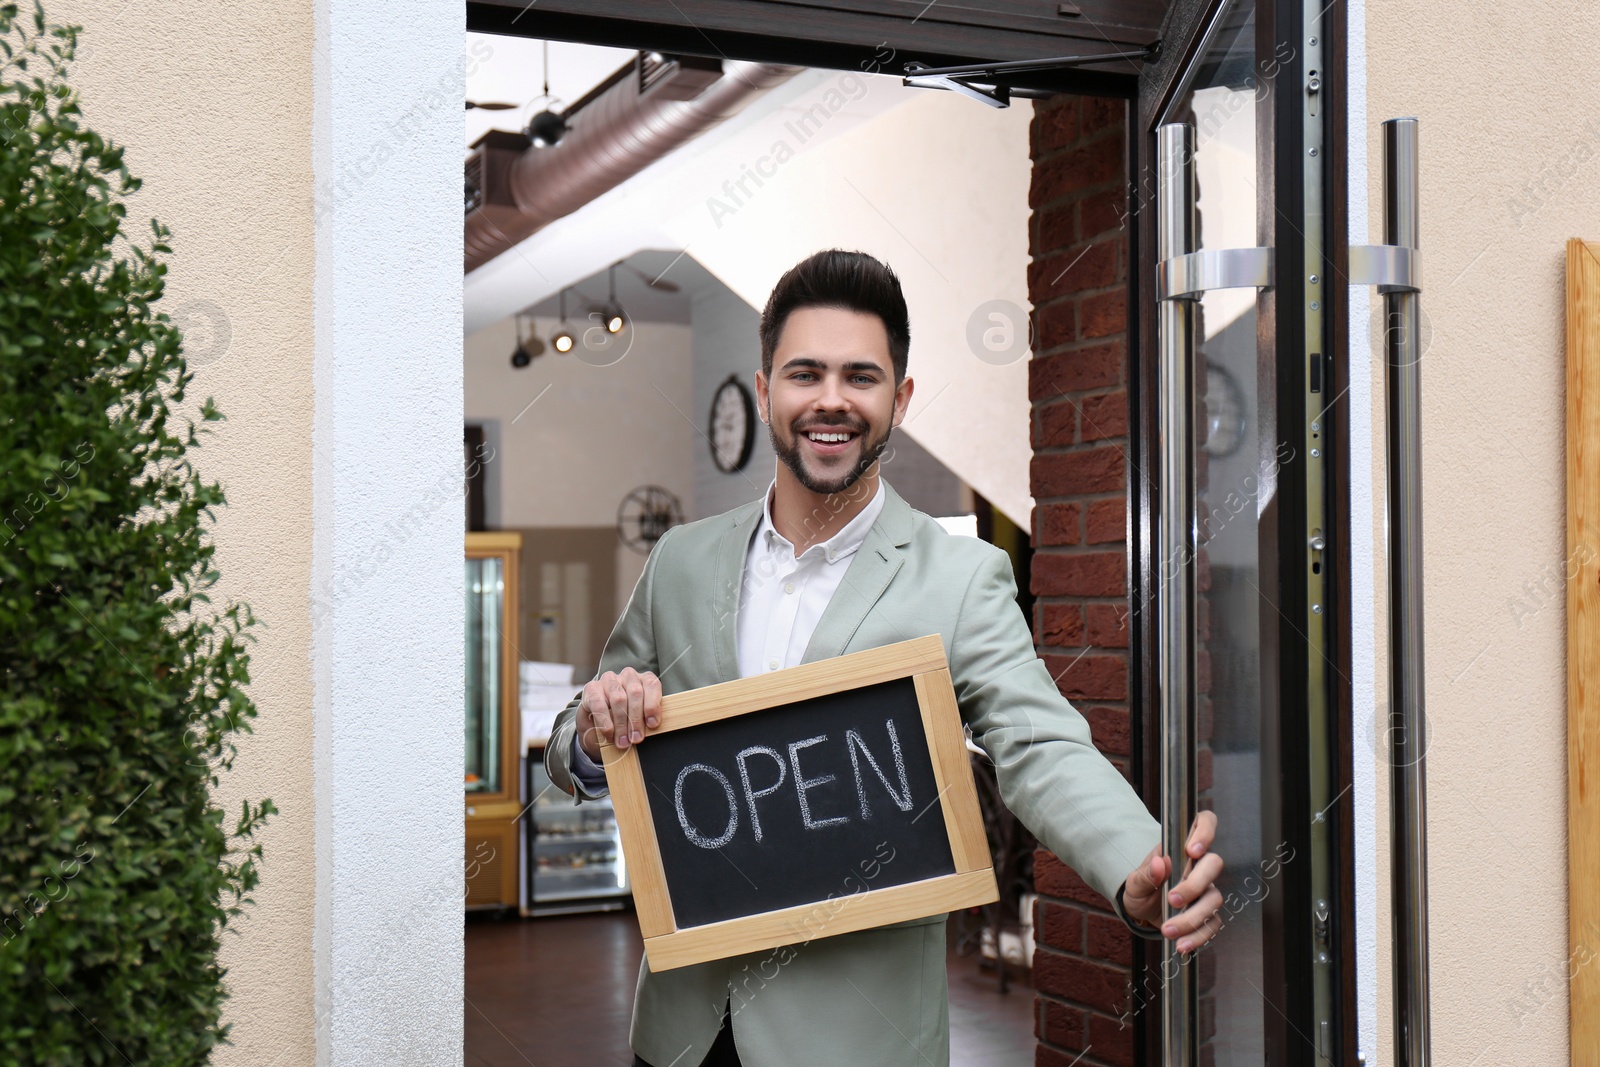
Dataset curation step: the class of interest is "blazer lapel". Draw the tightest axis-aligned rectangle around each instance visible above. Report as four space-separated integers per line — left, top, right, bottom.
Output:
800 480 915 664
710 498 765 682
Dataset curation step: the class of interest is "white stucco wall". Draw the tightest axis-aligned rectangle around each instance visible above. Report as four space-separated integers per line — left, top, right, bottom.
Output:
312 1 464 1063
1358 0 1596 1062
1345 2 1380 1061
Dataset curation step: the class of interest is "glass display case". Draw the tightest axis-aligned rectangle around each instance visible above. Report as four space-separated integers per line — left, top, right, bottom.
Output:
465 532 523 911
465 553 504 795
525 748 630 914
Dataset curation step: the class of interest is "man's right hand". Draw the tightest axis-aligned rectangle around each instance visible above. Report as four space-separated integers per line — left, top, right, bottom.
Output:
576 667 662 762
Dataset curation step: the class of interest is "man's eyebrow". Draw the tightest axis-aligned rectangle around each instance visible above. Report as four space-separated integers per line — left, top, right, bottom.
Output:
778 357 827 373
777 357 887 375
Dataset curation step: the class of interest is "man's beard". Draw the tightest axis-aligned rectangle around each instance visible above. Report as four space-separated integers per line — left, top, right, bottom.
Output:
768 412 892 496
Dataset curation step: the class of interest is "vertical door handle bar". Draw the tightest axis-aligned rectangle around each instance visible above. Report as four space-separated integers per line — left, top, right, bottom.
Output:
1154 120 1275 1065
1379 116 1430 1067
1154 121 1198 1067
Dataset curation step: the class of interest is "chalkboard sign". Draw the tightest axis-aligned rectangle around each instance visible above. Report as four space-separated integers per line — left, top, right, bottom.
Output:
601 635 997 972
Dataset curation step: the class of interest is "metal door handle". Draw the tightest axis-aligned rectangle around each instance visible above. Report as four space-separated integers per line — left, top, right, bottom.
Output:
1158 246 1276 300
1154 121 1199 1067
1378 116 1431 1067
1348 242 1420 293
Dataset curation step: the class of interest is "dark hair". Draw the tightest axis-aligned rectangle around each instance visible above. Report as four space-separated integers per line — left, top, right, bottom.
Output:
758 250 910 382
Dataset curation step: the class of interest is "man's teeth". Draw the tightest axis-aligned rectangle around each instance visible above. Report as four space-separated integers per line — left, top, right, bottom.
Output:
807 431 853 443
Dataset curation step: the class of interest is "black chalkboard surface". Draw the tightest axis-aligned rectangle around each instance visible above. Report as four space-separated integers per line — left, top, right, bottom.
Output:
636 676 955 929
602 635 997 972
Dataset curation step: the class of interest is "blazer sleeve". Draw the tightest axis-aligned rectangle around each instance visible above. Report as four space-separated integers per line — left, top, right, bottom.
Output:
949 544 1161 922
544 526 673 802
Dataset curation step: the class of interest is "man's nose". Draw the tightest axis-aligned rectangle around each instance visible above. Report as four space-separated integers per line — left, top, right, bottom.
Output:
813 374 850 411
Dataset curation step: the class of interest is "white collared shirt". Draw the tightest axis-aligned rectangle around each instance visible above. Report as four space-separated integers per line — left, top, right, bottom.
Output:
735 477 885 679
569 476 886 792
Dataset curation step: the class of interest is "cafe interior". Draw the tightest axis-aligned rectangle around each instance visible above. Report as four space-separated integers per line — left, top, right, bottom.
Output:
459 31 1046 1067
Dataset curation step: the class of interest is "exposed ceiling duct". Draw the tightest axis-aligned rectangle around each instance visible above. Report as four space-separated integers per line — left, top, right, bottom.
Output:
465 54 801 274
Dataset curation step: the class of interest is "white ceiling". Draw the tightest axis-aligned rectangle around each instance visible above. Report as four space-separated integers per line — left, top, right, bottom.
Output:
466 34 637 150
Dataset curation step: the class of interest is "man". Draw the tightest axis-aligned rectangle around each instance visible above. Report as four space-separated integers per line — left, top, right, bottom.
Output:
546 250 1224 1067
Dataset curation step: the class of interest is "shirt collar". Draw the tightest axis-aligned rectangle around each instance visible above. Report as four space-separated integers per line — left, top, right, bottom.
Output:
757 477 887 565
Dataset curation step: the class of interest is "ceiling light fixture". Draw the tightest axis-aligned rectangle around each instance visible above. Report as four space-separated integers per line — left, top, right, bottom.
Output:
600 263 627 334
551 289 575 354
526 41 569 147
527 109 568 147
510 313 544 369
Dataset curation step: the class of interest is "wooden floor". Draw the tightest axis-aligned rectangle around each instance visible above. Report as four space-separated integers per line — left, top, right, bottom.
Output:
464 910 1035 1066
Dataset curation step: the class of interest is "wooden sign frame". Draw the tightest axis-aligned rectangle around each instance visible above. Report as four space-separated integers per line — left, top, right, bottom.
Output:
600 634 997 971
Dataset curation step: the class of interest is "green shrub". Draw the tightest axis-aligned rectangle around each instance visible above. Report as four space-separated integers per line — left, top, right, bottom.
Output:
0 5 275 1062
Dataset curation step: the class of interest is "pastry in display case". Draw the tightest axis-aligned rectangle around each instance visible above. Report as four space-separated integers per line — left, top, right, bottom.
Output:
524 749 630 914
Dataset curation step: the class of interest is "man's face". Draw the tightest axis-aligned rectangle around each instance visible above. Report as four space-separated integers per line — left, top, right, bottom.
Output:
754 306 914 497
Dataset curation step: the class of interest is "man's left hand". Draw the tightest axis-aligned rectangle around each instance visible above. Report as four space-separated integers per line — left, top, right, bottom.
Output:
1121 810 1225 954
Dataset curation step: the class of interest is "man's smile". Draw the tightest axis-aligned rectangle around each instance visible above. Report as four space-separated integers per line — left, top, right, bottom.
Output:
798 422 862 457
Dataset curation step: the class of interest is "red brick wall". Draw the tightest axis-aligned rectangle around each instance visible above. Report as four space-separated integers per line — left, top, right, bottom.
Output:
1027 94 1140 1067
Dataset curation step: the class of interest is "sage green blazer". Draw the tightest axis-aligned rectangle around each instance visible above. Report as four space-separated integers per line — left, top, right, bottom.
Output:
546 480 1159 1067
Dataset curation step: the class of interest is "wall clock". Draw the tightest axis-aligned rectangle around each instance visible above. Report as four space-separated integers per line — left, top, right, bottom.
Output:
709 374 756 473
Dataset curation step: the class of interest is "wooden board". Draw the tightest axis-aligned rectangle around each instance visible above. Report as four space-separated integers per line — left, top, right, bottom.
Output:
1569 238 1600 1064
601 635 997 970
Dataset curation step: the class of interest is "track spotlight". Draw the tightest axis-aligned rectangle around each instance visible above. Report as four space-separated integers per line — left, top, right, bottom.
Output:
510 314 544 368
600 264 627 334
551 289 575 354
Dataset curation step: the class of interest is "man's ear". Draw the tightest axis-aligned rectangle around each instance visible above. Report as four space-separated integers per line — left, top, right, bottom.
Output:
754 370 769 425
891 375 915 427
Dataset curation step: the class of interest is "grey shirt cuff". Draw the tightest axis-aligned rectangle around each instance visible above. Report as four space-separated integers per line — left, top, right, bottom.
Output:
570 733 610 800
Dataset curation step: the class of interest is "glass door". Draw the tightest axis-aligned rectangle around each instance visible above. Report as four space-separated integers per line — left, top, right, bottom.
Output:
1140 0 1346 1062
1163 7 1270 1063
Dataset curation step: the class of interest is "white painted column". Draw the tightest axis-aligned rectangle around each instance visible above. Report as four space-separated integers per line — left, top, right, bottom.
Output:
1345 0 1381 1059
312 2 464 1061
